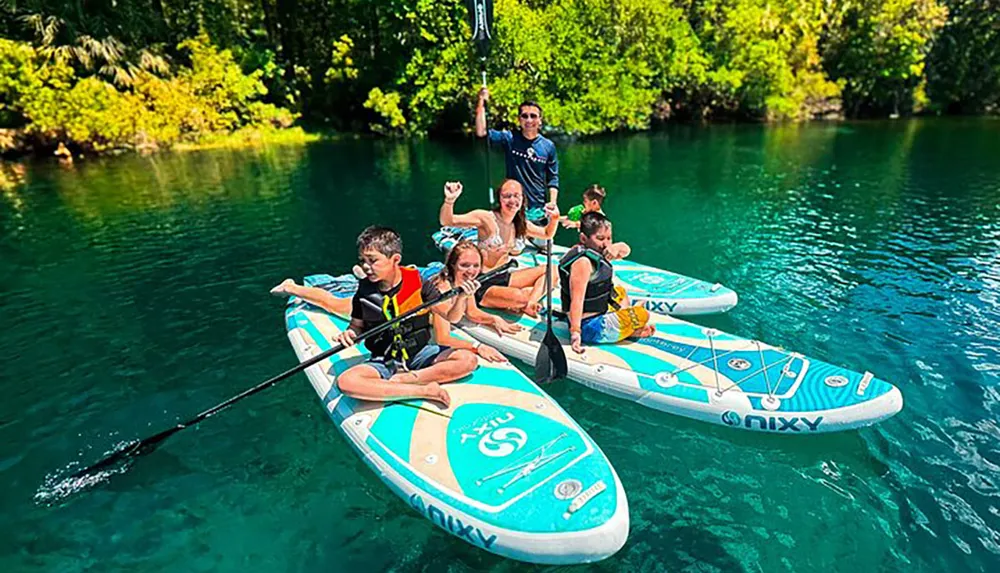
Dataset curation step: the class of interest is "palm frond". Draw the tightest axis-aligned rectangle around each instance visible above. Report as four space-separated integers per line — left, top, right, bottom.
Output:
42 16 60 45
74 36 97 68
19 13 45 38
139 50 170 75
99 63 135 88
19 13 62 46
39 43 75 66
100 36 125 66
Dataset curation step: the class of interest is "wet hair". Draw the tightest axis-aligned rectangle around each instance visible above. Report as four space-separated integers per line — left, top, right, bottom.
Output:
518 100 542 117
437 240 483 286
357 226 402 258
492 179 527 238
580 211 612 237
583 184 606 206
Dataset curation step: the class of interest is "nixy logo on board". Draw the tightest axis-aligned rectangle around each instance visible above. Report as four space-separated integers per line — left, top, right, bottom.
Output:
644 300 679 314
409 493 497 549
721 410 823 432
460 412 529 457
478 427 528 458
721 410 741 427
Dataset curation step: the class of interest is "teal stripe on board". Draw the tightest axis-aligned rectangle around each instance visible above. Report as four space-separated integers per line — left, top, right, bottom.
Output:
285 309 356 407
640 377 712 403
367 399 418 459
745 361 893 413
596 344 712 403
362 431 616 534
489 309 712 404
463 365 543 397
446 404 587 507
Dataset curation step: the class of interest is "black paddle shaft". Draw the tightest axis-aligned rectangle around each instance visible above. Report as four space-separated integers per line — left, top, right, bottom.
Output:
70 261 516 479
545 240 554 330
535 229 568 383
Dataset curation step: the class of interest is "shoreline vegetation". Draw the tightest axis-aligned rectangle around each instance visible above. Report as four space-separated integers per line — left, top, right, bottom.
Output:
1 0 997 159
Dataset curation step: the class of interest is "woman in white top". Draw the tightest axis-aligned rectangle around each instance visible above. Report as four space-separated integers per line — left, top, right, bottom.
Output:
439 179 559 316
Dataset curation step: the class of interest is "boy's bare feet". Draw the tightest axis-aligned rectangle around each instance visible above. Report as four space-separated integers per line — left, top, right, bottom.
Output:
636 324 656 338
270 278 296 296
523 301 541 317
424 382 451 408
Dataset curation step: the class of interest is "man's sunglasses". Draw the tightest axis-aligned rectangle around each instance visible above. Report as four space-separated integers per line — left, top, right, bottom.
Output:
519 112 539 119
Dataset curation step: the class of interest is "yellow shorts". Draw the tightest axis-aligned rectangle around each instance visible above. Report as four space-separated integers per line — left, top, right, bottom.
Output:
580 305 651 344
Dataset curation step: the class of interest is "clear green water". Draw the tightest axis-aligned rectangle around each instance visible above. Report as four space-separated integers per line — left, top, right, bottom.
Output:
2 119 998 572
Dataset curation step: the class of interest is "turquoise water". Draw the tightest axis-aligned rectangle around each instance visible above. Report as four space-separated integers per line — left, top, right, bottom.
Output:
1 119 998 571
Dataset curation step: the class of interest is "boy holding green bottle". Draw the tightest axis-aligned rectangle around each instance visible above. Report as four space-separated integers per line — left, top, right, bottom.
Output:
560 184 606 229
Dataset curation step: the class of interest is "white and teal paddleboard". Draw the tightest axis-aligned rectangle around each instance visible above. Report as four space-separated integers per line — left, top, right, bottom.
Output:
281 273 628 564
455 285 903 434
432 226 738 316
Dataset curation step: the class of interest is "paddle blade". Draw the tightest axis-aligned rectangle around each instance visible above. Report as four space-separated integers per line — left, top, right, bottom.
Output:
68 425 180 479
467 0 494 58
534 328 568 384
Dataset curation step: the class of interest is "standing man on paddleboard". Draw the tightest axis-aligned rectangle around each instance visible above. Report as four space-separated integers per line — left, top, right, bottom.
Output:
475 89 559 224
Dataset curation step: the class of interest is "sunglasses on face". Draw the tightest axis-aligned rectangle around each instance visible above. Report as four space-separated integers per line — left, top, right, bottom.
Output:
519 112 539 119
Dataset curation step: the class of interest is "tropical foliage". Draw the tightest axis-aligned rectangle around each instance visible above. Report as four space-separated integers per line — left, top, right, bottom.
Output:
1 33 296 153
1 0 997 153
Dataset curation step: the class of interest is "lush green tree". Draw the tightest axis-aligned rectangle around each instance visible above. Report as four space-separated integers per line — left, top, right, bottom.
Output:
926 0 1000 114
480 0 724 133
1 35 295 152
822 0 948 116
689 0 842 120
3 0 999 154
362 0 474 134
